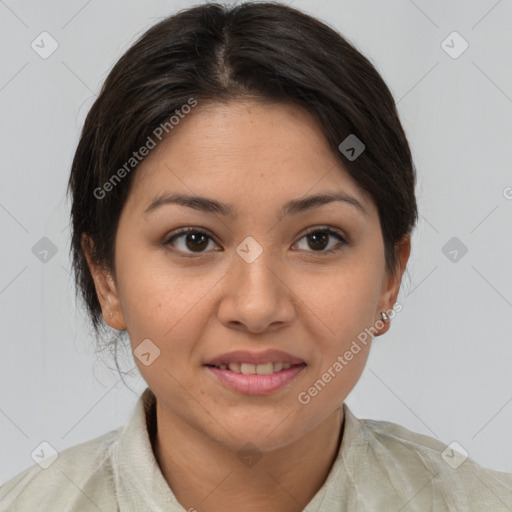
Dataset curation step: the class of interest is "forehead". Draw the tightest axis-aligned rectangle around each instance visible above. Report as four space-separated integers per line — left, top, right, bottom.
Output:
124 99 375 217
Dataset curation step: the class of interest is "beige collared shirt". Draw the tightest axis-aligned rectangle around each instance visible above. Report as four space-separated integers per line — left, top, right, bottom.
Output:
1 387 511 511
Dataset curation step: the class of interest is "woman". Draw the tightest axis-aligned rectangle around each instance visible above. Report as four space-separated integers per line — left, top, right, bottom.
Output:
1 2 511 511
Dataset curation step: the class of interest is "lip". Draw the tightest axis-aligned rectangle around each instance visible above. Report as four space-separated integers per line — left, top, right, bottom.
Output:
204 349 305 366
205 364 306 395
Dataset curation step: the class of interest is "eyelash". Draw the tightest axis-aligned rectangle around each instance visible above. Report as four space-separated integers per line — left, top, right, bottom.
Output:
163 225 348 256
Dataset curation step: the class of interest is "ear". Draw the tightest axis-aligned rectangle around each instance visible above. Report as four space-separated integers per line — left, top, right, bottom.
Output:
374 234 411 336
81 233 127 331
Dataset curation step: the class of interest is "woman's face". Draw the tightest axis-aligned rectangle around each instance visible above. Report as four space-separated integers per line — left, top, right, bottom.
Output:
87 99 409 452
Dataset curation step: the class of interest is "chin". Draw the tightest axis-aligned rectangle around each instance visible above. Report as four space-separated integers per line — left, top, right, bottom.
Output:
210 413 304 450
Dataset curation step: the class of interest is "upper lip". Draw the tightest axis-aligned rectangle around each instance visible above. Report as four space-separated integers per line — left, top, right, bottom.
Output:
204 349 306 366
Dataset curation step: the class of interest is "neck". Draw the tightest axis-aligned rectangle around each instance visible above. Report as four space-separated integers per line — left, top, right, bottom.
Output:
153 402 344 512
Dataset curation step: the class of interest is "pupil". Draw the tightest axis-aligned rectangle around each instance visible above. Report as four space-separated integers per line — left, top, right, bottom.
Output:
309 231 328 250
186 232 208 251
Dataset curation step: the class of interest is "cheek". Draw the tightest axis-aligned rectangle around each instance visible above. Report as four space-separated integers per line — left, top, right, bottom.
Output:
296 268 379 407
114 237 203 328
299 261 383 337
117 268 220 381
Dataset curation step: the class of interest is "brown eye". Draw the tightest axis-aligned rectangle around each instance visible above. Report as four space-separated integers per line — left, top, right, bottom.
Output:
295 227 347 253
164 226 347 256
165 228 218 253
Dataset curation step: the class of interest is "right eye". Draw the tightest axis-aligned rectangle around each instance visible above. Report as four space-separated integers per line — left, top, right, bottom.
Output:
163 227 221 254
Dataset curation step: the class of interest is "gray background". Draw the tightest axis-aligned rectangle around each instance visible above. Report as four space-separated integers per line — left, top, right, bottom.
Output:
1 0 511 483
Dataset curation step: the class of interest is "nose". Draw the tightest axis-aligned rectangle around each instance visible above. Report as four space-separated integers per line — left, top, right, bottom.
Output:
216 243 295 334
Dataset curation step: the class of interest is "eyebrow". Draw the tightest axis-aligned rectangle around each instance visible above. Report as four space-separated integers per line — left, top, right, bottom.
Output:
142 191 368 219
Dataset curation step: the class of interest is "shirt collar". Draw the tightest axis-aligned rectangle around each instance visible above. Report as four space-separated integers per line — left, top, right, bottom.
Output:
112 387 184 511
111 387 368 511
304 401 369 510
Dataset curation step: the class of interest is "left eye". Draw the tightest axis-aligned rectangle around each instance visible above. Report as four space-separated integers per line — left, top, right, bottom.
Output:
164 227 347 254
294 227 347 253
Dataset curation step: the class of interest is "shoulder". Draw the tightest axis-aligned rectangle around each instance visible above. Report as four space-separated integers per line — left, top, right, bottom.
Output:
357 413 512 508
0 427 121 512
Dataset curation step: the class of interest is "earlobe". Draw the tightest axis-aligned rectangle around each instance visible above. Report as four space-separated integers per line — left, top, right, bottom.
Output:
375 234 412 337
80 234 127 331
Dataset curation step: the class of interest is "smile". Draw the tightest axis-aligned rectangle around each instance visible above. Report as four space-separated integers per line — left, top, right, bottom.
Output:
204 363 307 395
206 362 298 374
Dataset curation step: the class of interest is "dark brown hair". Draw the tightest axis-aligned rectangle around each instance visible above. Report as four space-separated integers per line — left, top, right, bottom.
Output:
67 1 418 347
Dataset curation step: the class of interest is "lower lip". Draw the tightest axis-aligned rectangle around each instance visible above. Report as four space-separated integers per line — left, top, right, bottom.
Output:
204 364 306 395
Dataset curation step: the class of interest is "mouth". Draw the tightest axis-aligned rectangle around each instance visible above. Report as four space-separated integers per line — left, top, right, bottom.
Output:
204 361 306 375
203 360 307 395
203 349 307 395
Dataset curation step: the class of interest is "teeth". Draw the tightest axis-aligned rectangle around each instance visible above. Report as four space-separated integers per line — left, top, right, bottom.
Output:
240 363 256 375
225 362 296 374
256 362 274 375
229 362 240 373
